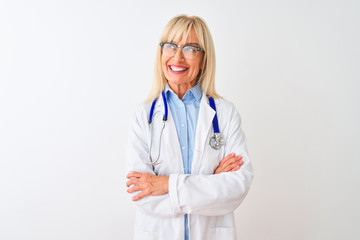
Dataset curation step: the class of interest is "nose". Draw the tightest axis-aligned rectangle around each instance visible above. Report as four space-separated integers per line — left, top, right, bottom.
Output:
172 47 185 60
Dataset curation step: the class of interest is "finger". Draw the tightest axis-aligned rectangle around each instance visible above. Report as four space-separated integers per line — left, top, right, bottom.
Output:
221 155 241 169
215 157 239 174
223 163 237 172
127 171 143 179
126 178 139 187
223 153 236 161
223 160 243 172
219 153 235 166
231 165 241 171
127 185 141 193
231 160 244 172
132 191 148 201
214 166 223 174
222 154 242 166
219 153 235 165
215 160 236 174
228 155 242 164
215 155 242 174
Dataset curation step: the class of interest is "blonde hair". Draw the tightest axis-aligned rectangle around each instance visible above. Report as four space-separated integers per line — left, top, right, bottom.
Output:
146 15 221 102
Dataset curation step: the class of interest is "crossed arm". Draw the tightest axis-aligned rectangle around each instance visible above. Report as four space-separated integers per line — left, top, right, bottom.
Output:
126 153 244 201
126 104 253 217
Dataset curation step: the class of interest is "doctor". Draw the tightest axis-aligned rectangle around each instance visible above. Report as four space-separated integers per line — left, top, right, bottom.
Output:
126 15 254 240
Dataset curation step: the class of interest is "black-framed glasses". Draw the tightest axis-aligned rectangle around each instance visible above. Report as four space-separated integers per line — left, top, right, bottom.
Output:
160 42 204 60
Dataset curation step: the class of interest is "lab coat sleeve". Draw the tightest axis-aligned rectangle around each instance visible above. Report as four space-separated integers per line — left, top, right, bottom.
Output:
168 105 254 216
126 108 180 218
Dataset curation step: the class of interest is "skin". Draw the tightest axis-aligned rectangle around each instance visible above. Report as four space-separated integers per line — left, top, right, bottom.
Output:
161 28 203 99
127 154 244 201
213 153 243 174
127 28 244 201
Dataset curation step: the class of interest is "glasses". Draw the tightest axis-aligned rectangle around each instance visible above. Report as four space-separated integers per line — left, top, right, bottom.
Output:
160 42 204 60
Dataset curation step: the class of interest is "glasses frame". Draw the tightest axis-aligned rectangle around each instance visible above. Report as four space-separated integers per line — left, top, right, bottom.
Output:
159 42 205 60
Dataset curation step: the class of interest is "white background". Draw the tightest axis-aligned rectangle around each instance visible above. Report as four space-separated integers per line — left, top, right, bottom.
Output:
0 0 359 239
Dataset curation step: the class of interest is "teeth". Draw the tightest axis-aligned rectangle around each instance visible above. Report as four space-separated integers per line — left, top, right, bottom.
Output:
170 66 187 72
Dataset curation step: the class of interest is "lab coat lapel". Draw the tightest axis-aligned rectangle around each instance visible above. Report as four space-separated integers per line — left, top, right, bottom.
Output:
191 93 215 174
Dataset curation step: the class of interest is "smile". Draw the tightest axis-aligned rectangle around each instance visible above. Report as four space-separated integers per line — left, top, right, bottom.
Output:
169 65 188 73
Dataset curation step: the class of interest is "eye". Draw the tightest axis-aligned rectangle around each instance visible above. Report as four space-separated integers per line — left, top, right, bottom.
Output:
165 43 177 50
184 46 197 52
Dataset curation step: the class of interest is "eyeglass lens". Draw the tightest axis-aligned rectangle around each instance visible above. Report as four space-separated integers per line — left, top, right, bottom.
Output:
162 43 199 60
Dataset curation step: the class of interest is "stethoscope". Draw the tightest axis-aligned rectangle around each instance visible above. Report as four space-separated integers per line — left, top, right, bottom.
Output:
143 91 224 166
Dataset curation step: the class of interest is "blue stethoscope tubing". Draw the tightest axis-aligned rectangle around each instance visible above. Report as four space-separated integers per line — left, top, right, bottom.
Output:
145 91 224 166
149 91 168 124
208 96 219 134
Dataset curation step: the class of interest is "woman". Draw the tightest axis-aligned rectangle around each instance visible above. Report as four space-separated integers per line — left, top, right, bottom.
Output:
126 15 253 240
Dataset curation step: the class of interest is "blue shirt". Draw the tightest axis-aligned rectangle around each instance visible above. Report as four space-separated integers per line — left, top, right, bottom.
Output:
165 83 202 240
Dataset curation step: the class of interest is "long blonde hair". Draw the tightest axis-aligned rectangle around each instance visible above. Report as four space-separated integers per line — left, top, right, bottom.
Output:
146 15 220 102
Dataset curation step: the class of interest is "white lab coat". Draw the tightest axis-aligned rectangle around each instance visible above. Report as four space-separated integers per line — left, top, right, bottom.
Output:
126 92 254 240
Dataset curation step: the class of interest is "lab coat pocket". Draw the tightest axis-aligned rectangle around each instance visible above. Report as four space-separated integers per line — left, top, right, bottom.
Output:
209 227 235 240
134 229 160 240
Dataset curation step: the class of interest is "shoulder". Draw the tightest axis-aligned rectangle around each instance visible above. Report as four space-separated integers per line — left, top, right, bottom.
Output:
213 98 237 114
212 97 242 125
129 102 153 129
131 103 151 122
133 102 152 118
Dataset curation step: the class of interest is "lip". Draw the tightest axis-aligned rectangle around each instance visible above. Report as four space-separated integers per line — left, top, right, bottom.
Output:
168 64 188 74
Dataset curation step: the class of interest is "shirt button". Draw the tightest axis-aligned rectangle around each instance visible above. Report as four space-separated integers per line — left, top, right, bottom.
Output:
182 146 185 150
181 124 185 128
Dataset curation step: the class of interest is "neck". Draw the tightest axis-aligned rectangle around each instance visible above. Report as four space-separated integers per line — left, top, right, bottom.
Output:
168 81 196 99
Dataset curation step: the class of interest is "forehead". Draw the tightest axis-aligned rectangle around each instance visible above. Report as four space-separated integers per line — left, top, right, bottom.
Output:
166 27 200 45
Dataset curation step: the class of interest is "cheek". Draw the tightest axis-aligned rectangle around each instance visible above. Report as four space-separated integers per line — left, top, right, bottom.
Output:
191 62 202 74
191 58 202 71
161 57 169 72
162 62 166 72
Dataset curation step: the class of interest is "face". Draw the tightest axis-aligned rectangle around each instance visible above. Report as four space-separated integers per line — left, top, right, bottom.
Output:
161 28 204 90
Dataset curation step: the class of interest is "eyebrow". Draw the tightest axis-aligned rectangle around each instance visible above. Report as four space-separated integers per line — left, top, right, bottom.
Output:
186 42 200 46
168 41 200 46
168 40 200 46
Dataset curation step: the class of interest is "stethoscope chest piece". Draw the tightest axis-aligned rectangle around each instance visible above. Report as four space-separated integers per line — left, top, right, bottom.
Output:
209 132 224 149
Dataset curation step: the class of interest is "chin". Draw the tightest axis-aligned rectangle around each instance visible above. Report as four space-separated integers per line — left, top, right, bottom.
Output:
168 78 190 85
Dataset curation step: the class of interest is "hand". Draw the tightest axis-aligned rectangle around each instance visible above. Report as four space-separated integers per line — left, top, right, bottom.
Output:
126 171 169 201
214 153 243 174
